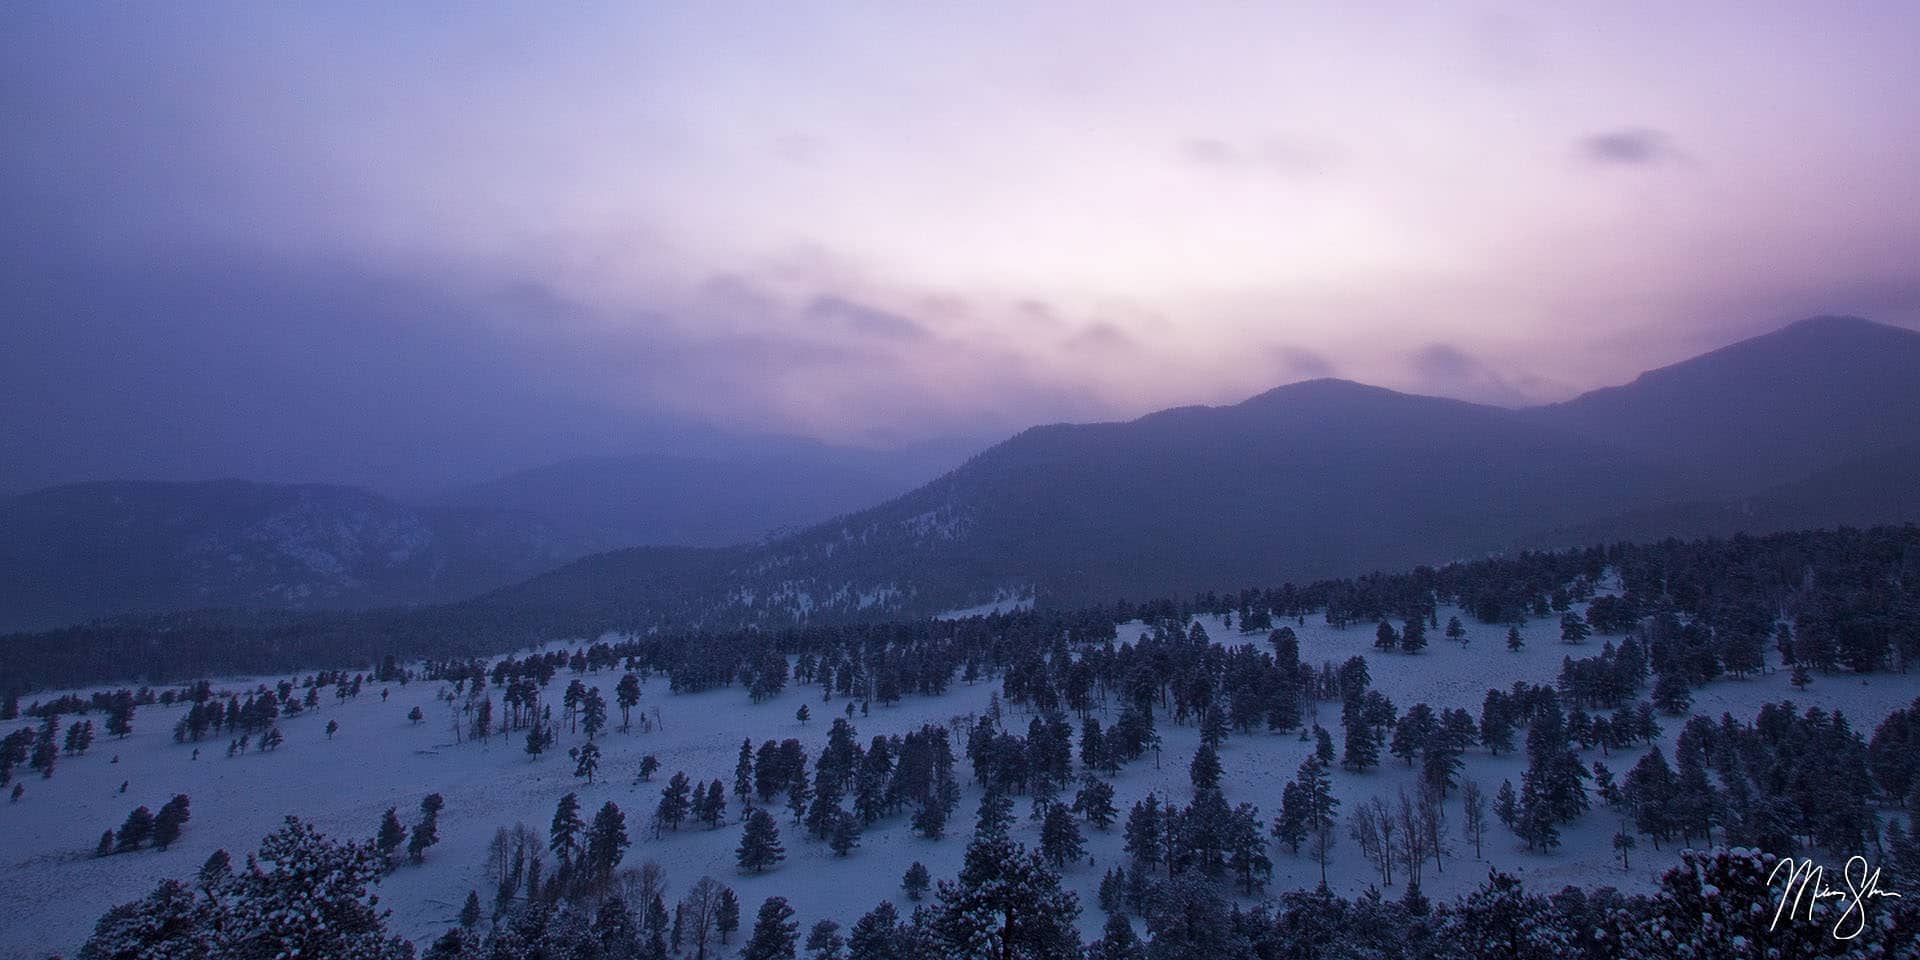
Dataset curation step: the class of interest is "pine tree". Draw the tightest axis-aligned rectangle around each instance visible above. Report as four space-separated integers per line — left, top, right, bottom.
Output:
1493 779 1518 829
737 809 785 873
927 835 1082 960
805 919 846 960
1298 754 1340 884
976 787 1015 839
114 803 156 851
1087 913 1144 960
376 808 406 866
615 673 642 730
902 861 931 901
1559 611 1591 644
717 887 741 945
1445 616 1466 643
1188 743 1222 794
829 811 861 857
1124 793 1164 868
1040 802 1085 868
743 896 799 960
570 740 601 783
408 706 424 725
459 890 482 928
1073 777 1118 830
408 793 444 863
584 801 630 886
1401 617 1427 653
152 794 191 849
1375 621 1399 652
96 829 115 857
735 738 756 814
655 771 693 835
550 792 584 867
1506 627 1524 652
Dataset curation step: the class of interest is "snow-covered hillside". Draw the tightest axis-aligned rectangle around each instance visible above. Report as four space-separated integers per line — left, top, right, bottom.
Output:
3 597 1915 959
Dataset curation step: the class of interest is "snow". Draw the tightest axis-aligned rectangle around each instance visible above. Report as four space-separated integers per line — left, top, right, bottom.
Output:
2 597 1915 959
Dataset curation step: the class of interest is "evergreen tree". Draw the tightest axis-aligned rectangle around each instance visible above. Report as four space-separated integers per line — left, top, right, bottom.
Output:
736 738 756 814
717 887 741 945
408 793 443 863
570 741 602 783
805 919 846 960
927 835 1082 960
1124 793 1164 868
1087 913 1144 960
459 890 482 928
737 809 785 873
1187 743 1221 795
1559 611 1591 644
1374 620 1399 652
375 808 406 866
584 801 630 887
1506 627 1524 652
152 794 191 849
615 673 641 729
1040 802 1086 868
1073 777 1118 830
117 806 154 852
549 792 584 867
902 861 931 901
829 811 861 857
1400 617 1427 653
743 896 799 960
655 771 693 835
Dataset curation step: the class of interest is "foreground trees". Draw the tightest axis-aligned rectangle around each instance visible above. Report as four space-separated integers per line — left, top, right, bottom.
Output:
79 817 411 960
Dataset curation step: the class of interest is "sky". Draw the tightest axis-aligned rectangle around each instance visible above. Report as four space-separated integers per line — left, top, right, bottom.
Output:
4 3 1919 493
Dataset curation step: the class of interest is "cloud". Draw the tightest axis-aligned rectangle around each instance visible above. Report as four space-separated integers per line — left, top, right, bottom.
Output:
1179 138 1239 167
1178 136 1336 178
1406 342 1545 406
1271 345 1336 379
1065 321 1136 352
1578 128 1679 166
804 295 931 341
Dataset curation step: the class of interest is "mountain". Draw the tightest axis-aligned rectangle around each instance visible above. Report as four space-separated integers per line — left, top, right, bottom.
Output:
492 317 1920 628
488 379 1697 627
433 438 979 549
0 480 598 631
1522 441 1920 548
1522 315 1920 493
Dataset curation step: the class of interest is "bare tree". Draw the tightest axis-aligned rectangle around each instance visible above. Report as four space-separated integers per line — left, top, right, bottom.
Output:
1395 789 1423 886
616 859 670 918
1416 782 1450 875
680 876 726 960
1348 797 1396 886
1461 780 1488 860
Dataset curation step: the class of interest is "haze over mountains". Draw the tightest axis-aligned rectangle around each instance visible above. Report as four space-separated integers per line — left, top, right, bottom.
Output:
0 439 977 632
4 315 1918 636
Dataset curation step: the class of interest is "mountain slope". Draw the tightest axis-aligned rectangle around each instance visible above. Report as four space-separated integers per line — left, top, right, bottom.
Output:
433 438 978 549
0 480 596 631
1522 315 1920 493
494 379 1697 625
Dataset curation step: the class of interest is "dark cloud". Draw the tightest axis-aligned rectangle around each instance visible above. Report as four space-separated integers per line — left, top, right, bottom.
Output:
1579 128 1678 166
1271 345 1336 379
805 295 931 341
1406 342 1543 406
1065 321 1136 352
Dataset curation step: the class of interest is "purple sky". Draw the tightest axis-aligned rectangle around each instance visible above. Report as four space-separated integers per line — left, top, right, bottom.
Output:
4 4 1919 492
